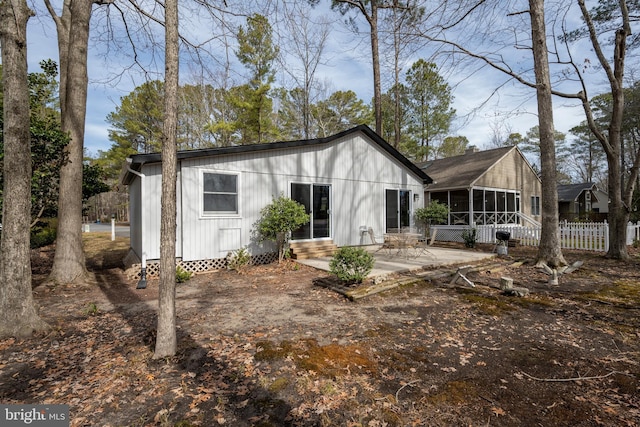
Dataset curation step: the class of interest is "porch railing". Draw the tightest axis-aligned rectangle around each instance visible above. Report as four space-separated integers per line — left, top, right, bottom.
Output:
433 221 640 252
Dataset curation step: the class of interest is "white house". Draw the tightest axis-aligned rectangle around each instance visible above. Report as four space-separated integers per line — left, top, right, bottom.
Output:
122 125 432 276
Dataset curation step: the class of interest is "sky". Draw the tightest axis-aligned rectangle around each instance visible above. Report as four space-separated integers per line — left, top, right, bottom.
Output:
22 1 603 158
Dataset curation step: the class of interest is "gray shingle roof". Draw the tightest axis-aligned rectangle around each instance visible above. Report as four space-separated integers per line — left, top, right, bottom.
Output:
557 182 596 202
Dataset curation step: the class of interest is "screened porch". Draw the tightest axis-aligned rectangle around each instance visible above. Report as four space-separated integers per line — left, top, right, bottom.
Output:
428 188 522 226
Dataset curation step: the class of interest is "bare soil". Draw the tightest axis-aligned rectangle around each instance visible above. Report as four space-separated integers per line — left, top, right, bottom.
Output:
1 235 639 426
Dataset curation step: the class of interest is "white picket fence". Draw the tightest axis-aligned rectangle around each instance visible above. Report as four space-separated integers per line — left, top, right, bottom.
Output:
433 221 640 252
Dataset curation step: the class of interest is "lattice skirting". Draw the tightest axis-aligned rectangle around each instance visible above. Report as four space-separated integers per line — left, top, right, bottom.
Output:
124 251 278 280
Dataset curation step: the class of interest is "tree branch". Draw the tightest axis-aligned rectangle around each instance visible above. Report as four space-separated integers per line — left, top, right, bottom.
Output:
521 370 629 382
420 34 581 100
577 0 617 86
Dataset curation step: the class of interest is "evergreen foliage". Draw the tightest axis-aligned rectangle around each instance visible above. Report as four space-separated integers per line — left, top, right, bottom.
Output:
414 200 449 236
1 61 70 223
254 194 310 263
329 247 374 284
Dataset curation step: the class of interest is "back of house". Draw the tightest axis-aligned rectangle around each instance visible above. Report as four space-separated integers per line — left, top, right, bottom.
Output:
121 125 431 275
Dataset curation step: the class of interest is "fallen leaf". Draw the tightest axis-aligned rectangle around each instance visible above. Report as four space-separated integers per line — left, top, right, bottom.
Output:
492 407 506 416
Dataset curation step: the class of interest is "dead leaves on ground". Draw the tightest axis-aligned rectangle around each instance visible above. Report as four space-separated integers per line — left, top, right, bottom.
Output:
2 250 640 426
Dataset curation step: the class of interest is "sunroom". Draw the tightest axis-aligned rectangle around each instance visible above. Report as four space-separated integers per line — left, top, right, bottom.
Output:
429 188 522 226
418 146 542 242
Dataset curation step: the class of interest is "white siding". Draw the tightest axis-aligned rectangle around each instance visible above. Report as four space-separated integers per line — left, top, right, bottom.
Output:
140 163 183 260
142 131 424 261
129 177 142 258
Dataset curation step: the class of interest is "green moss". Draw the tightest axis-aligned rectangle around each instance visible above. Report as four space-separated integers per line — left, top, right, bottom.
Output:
297 340 377 377
426 380 477 405
511 295 556 308
579 280 640 306
268 377 289 393
459 293 517 316
255 339 377 378
254 340 295 361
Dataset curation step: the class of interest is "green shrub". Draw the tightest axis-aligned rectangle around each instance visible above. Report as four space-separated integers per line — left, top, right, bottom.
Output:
254 194 310 263
461 228 477 248
415 201 449 236
30 225 57 249
175 266 193 283
227 247 251 271
329 247 374 284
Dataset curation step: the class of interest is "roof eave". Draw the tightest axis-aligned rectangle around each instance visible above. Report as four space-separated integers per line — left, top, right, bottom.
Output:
122 125 433 185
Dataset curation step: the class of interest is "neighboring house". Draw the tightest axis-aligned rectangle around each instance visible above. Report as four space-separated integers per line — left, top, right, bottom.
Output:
557 182 608 221
417 146 542 227
121 125 432 273
592 188 609 216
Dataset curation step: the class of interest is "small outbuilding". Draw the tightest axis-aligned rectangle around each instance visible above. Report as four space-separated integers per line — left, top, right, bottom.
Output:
121 125 432 275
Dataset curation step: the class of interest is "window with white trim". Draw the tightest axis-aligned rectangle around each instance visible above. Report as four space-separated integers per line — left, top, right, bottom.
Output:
531 195 540 216
203 172 238 215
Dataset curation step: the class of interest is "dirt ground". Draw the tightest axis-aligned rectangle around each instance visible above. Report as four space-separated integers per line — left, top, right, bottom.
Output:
1 235 639 426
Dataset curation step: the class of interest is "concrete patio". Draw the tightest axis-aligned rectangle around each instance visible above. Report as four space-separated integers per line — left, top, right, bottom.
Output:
297 245 496 280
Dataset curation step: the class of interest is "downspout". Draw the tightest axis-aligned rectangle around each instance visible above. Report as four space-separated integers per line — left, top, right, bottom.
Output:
126 158 147 289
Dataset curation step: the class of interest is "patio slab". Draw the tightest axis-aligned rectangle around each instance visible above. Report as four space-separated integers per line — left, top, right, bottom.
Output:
297 245 496 279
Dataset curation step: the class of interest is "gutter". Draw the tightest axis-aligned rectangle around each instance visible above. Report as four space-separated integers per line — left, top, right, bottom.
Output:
125 158 148 289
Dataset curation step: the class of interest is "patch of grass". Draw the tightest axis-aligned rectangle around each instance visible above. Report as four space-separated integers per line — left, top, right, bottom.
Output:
297 340 377 377
85 302 99 316
82 232 130 269
511 295 557 309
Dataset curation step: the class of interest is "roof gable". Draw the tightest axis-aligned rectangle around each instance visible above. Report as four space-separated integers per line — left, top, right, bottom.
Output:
557 182 597 202
123 125 432 185
417 146 520 190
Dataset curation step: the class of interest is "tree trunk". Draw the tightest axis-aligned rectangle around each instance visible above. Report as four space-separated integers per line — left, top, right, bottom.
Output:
574 0 631 259
154 0 179 358
393 13 401 149
529 0 566 268
605 27 630 259
48 0 97 284
369 3 383 135
0 0 50 337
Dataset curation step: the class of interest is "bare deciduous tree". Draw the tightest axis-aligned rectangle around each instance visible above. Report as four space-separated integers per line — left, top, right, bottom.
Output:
529 0 566 267
425 0 638 260
154 0 179 358
572 0 637 259
0 0 50 337
279 2 331 139
44 0 113 284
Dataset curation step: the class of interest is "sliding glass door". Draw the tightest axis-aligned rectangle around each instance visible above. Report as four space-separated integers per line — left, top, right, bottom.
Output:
291 183 331 240
385 189 411 232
